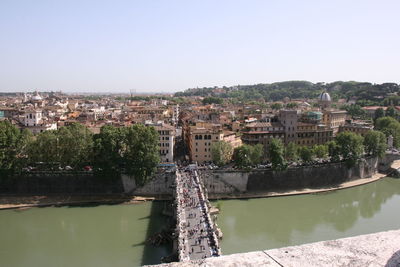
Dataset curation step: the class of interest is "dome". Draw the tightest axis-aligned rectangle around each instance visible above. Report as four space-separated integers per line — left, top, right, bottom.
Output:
32 92 42 101
319 92 331 102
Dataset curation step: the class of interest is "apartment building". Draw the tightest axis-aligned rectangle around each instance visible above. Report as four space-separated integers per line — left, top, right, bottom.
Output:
188 122 242 163
146 121 175 163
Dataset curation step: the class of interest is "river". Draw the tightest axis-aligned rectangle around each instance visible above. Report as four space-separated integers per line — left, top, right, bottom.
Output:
0 201 171 267
1 178 400 267
216 177 400 255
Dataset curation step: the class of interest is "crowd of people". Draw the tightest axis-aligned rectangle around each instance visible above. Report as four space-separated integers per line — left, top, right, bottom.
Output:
175 166 220 261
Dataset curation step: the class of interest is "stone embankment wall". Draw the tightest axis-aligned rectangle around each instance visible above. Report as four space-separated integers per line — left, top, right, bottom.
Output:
0 172 124 194
202 157 379 195
0 171 175 195
2 155 398 196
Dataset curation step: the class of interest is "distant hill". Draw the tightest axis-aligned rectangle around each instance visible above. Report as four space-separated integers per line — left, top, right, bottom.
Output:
174 81 400 104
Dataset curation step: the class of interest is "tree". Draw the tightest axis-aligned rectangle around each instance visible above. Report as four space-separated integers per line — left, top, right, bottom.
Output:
250 144 264 166
375 116 400 148
124 124 160 186
286 103 298 109
93 125 126 173
211 141 233 166
0 120 31 170
344 104 366 118
233 145 252 169
386 106 397 118
27 130 59 165
327 141 340 162
364 130 387 158
335 132 364 167
268 139 286 170
298 146 313 163
374 108 385 120
271 103 283 110
285 142 298 162
233 144 264 169
313 145 328 159
57 123 93 168
202 97 223 105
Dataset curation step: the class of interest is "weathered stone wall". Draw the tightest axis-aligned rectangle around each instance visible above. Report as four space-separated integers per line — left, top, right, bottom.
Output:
1 155 394 196
0 171 176 195
0 172 124 195
132 171 176 196
202 157 379 195
378 152 400 172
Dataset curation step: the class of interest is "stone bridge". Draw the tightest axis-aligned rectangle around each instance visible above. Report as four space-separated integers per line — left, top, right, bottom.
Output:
174 165 221 261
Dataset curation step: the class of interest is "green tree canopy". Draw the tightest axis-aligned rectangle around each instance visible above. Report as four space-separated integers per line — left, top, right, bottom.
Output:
211 141 233 166
268 139 286 170
0 121 32 170
27 130 59 165
363 130 387 158
327 140 340 162
374 108 385 120
233 144 264 169
270 103 283 110
93 125 126 173
375 116 400 148
57 123 93 168
335 131 364 167
202 97 223 105
313 144 328 159
285 142 298 162
386 106 397 118
124 124 160 186
298 146 313 163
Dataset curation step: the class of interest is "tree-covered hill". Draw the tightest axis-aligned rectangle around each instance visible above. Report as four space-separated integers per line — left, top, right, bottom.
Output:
175 81 400 104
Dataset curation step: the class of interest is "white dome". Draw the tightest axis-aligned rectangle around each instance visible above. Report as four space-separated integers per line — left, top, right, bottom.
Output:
319 92 331 102
32 92 42 101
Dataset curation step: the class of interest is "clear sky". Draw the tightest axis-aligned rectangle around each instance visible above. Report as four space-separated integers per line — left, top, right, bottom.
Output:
1 0 399 93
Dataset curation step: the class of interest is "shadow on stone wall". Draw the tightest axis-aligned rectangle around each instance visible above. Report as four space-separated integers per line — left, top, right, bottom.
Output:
0 173 124 195
385 250 400 267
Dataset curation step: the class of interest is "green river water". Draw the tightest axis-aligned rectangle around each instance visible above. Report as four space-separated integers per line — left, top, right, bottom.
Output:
1 177 400 267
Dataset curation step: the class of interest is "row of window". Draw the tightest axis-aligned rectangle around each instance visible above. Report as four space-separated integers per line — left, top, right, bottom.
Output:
195 148 211 152
160 149 169 155
194 134 215 140
159 142 170 147
159 136 170 141
194 154 210 158
195 142 212 146
158 130 170 135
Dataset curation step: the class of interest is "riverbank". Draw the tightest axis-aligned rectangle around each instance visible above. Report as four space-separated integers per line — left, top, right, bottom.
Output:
208 171 389 200
0 195 156 210
0 172 388 210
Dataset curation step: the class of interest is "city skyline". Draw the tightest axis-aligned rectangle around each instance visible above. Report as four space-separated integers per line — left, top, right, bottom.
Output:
1 0 400 93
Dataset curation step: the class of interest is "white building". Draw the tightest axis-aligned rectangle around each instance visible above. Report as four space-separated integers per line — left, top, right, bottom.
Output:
22 109 57 134
146 121 175 163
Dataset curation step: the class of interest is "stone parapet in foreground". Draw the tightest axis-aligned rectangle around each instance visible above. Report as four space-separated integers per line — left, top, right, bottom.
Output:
149 229 400 267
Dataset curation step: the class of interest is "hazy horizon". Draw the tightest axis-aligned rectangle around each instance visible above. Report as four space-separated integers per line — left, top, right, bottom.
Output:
1 0 400 93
